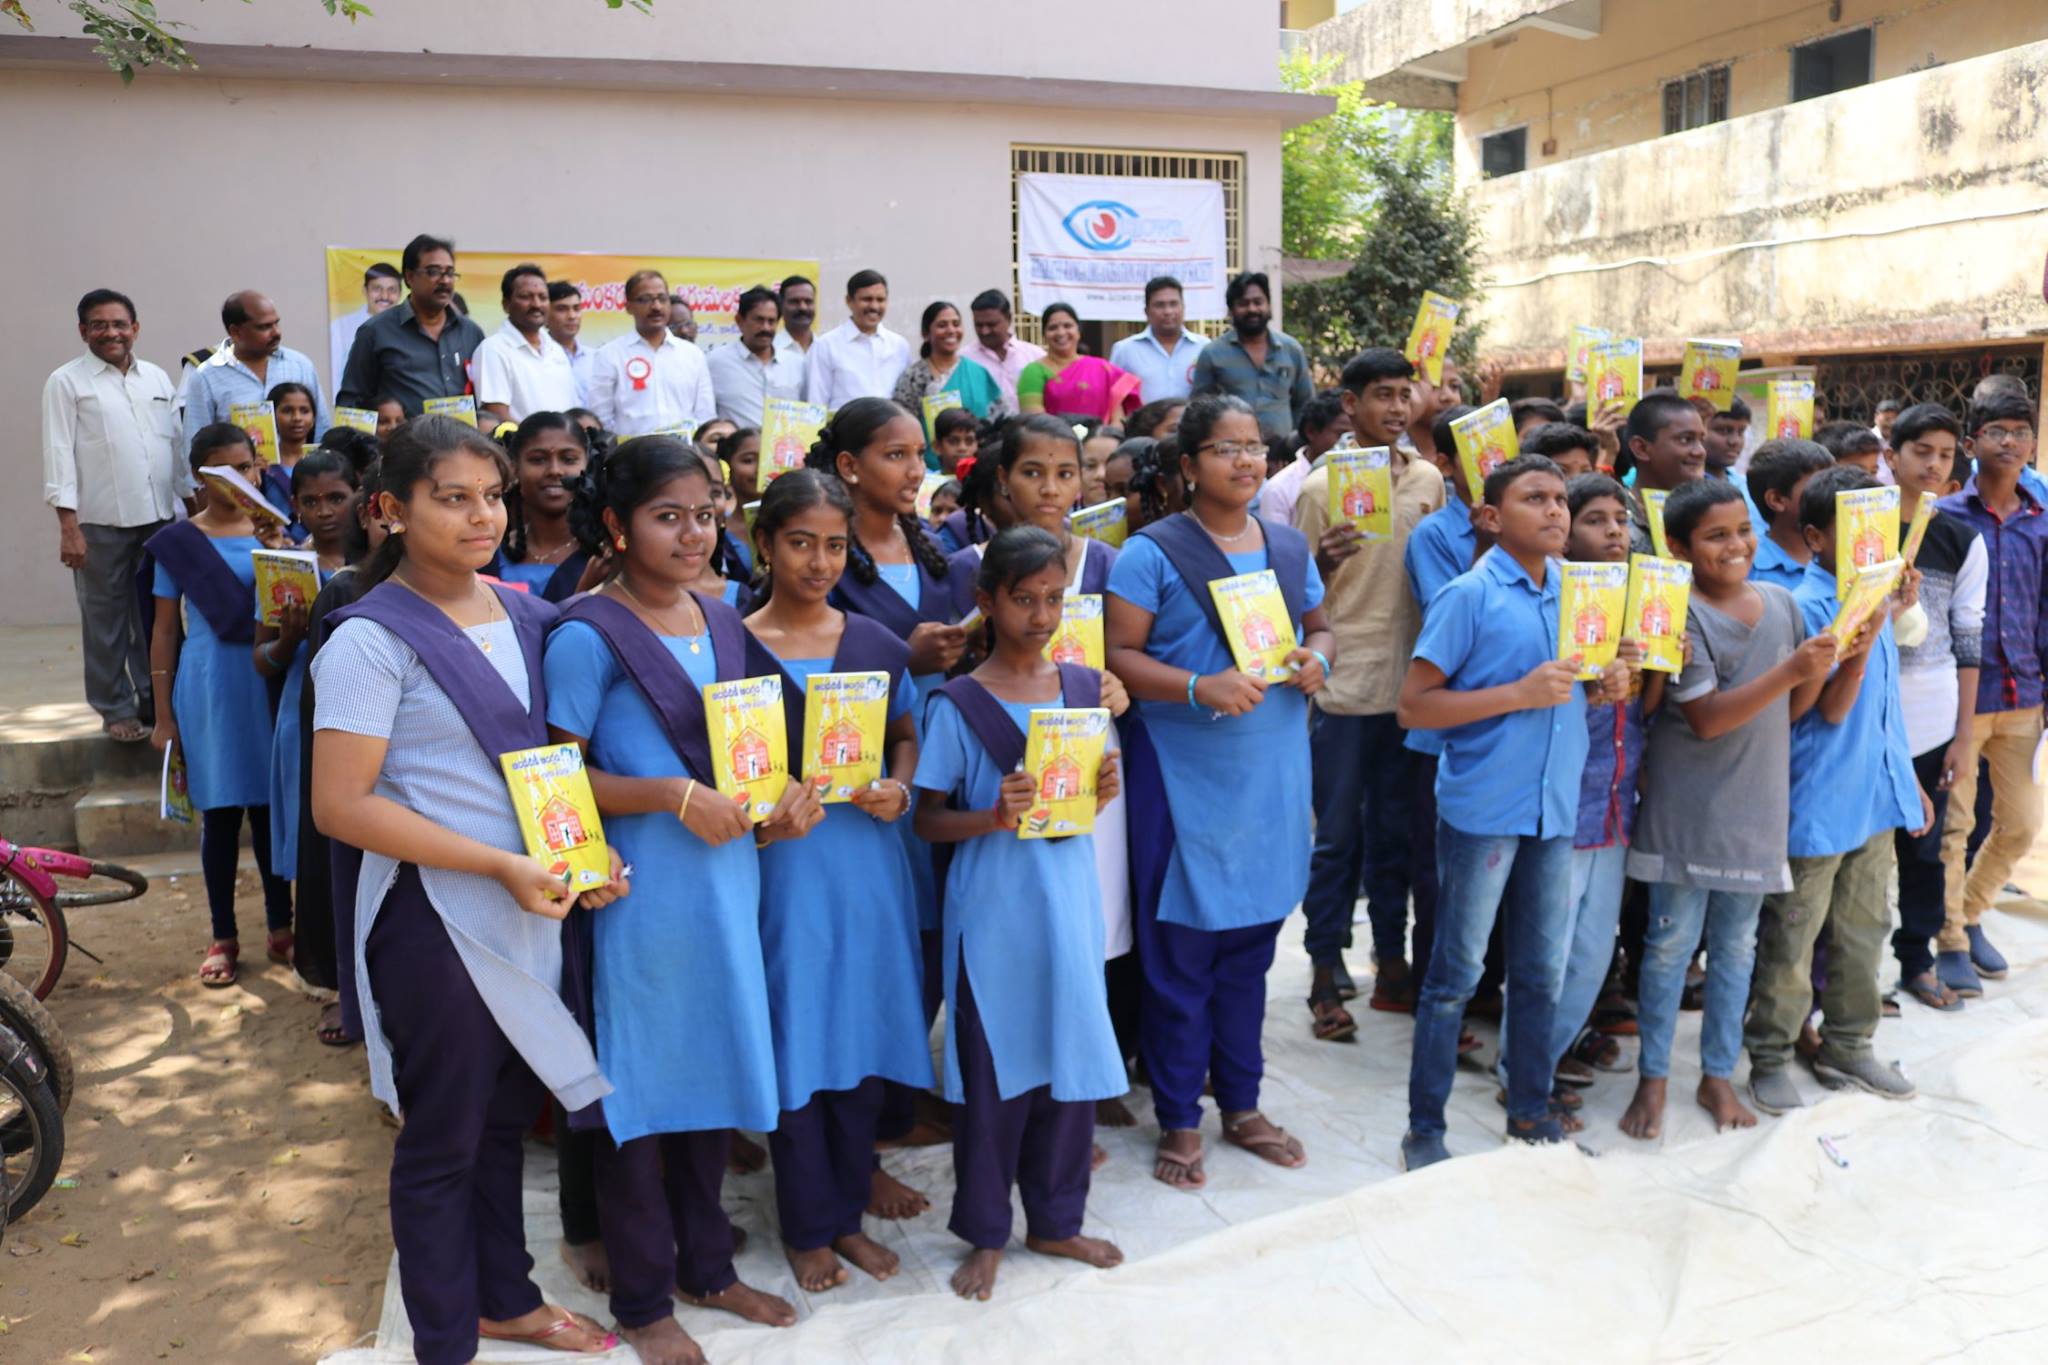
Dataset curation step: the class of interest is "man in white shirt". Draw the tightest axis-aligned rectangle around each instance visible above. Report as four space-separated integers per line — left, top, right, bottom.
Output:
964 288 1045 412
707 285 805 428
546 281 598 407
803 269 911 409
775 275 818 360
474 264 581 423
326 262 401 395
1110 274 1207 403
42 288 192 741
590 269 716 437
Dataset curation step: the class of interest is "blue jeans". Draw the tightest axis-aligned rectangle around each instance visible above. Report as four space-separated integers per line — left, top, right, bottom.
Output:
1303 710 1413 967
1544 843 1628 1077
1407 823 1573 1138
1638 883 1763 1080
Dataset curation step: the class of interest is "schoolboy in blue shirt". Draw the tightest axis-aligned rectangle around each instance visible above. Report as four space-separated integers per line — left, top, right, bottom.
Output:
1395 455 1629 1170
1746 464 1934 1114
1744 438 1836 591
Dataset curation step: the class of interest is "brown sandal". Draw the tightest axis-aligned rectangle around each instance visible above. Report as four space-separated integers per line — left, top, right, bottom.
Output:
1221 1111 1306 1168
1152 1133 1207 1190
199 941 239 988
265 930 295 967
1307 990 1358 1042
478 1307 618 1353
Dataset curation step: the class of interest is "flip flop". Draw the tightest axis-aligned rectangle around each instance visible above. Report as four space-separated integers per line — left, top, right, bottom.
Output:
1307 991 1358 1042
1152 1136 1207 1190
478 1308 618 1354
1221 1111 1307 1169
1898 970 1962 1013
199 941 239 988
105 718 149 742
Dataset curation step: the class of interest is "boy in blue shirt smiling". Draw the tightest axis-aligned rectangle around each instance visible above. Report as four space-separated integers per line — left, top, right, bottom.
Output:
1394 455 1630 1170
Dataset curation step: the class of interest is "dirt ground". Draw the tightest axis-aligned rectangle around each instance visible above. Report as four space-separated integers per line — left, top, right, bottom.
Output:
2 868 396 1363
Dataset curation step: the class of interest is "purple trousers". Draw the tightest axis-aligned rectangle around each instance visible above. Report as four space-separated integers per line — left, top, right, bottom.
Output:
595 1128 735 1328
876 927 943 1143
366 865 545 1365
947 963 1093 1250
769 1076 884 1251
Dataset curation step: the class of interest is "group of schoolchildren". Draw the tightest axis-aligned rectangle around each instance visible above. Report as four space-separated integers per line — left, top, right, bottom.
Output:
141 322 2042 1362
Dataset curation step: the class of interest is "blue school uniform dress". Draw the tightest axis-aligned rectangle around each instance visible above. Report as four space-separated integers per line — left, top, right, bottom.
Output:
152 533 271 810
266 566 335 879
493 558 558 594
543 603 780 1142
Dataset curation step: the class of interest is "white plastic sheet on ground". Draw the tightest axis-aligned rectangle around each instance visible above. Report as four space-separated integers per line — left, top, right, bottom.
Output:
325 898 2048 1363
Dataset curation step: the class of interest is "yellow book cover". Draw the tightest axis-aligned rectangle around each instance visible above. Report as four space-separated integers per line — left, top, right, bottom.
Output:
198 466 289 528
424 395 478 428
1624 555 1692 674
704 676 790 821
1209 569 1298 681
1766 378 1814 440
252 548 320 627
1019 707 1111 840
1680 340 1743 412
1327 444 1394 540
160 740 196 826
1827 557 1905 649
332 405 379 434
915 472 948 522
1558 561 1629 678
649 423 699 443
1069 499 1129 548
1566 324 1612 384
801 670 890 803
1642 487 1672 559
761 397 828 483
1587 338 1644 413
920 389 963 445
230 400 280 465
1899 498 1937 565
498 743 612 892
1403 290 1459 386
1043 593 1105 670
1449 399 1518 506
1835 485 1900 597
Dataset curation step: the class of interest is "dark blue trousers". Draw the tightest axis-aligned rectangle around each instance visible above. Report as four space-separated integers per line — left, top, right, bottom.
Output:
876 927 944 1142
595 1127 735 1327
1304 710 1424 967
770 1077 884 1251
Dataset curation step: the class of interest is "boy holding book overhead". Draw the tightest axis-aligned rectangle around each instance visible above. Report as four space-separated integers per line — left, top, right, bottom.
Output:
1394 454 1630 1170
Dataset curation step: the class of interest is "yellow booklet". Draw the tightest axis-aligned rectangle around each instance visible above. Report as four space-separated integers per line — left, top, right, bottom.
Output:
1680 340 1742 412
1767 378 1815 441
1836 485 1900 597
198 466 288 529
1209 570 1298 680
1899 498 1937 565
424 395 478 428
1069 499 1129 548
1327 444 1394 540
1019 707 1112 840
252 548 320 626
801 670 890 803
1403 290 1460 386
230 401 280 465
650 423 699 443
915 472 948 522
920 389 963 446
704 676 790 821
1624 555 1692 674
1827 557 1905 650
160 740 195 826
499 743 612 892
1044 593 1105 670
1449 399 1518 506
332 406 379 434
761 396 829 483
1566 324 1612 384
1557 561 1629 678
1642 487 1672 559
1587 338 1643 413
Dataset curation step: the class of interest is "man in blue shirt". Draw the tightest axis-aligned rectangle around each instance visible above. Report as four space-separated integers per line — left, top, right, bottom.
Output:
1748 465 1930 1111
1109 276 1206 404
336 233 486 416
178 290 329 455
1189 272 1311 438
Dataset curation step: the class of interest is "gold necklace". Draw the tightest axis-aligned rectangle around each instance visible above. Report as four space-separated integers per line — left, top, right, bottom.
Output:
394 570 501 651
1190 508 1256 545
615 577 705 653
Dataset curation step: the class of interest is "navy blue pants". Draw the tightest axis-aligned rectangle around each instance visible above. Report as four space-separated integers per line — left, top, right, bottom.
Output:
948 964 1093 1250
595 1127 736 1327
770 1077 884 1251
876 927 944 1143
1304 711 1430 967
199 804 291 942
1893 745 1952 978
366 865 544 1365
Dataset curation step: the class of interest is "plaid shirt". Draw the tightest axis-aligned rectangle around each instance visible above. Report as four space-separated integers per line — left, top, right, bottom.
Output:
1937 475 2048 713
1189 328 1313 437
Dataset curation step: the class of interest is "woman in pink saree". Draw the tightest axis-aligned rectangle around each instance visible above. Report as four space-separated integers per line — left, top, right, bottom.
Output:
1016 302 1142 424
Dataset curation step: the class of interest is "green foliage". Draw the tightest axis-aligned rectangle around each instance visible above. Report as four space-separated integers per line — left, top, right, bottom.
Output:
1278 49 1390 261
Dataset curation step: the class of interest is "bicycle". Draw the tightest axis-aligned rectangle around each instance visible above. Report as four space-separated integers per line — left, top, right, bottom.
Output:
1 1015 64 1223
0 838 148 1000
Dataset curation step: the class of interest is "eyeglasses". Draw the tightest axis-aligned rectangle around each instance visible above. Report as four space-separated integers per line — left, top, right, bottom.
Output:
1196 441 1266 460
84 320 134 335
1976 425 2034 448
415 267 460 283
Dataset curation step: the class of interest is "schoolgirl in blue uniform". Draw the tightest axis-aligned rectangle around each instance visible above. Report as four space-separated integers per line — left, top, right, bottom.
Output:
489 411 593 600
913 525 1129 1302
740 468 935 1293
1104 394 1335 1191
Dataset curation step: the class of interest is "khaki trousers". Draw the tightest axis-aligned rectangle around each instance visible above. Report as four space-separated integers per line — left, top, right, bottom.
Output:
1746 831 1894 1074
1936 706 2045 952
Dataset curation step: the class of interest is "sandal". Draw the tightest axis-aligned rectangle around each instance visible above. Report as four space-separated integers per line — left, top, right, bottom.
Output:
1898 970 1962 1013
1307 989 1358 1042
105 717 149 742
266 929 295 967
1221 1111 1307 1169
315 1002 356 1047
199 941 239 988
1369 959 1415 1013
1572 1031 1629 1073
478 1307 618 1354
1554 1057 1596 1087
1457 1028 1482 1056
1152 1133 1207 1190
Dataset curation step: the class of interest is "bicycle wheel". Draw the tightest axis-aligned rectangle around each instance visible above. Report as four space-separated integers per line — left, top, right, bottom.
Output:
0 1052 63 1220
0 870 66 1000
53 860 149 909
0 973 71 1114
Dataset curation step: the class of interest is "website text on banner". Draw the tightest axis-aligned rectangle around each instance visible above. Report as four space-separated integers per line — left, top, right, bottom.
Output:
1015 174 1227 323
324 247 819 370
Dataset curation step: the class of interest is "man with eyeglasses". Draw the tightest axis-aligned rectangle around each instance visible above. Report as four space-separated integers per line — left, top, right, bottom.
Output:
590 269 717 437
337 233 486 416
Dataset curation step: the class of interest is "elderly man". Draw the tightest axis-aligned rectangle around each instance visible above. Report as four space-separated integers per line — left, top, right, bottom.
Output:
590 269 716 436
963 288 1044 412
43 289 191 742
180 289 330 453
474 263 580 422
337 233 486 415
707 285 805 427
327 262 400 393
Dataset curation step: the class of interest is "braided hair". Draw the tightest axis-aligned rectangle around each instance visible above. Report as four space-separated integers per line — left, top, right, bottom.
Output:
803 396 950 587
563 434 712 588
1125 436 1177 529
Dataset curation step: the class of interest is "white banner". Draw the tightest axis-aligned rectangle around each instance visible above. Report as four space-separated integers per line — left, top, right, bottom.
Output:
1016 173 1228 322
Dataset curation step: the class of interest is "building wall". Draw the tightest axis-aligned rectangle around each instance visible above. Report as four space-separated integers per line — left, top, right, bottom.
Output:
0 70 1281 626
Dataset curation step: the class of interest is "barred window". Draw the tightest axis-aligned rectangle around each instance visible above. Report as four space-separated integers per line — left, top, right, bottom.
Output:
1663 65 1730 135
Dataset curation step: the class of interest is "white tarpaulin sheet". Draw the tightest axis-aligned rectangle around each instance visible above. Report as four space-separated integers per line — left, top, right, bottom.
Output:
326 897 2048 1364
1015 173 1227 322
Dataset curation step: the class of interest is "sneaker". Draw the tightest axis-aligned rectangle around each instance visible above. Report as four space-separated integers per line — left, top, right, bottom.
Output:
1937 950 1983 998
1749 1068 1804 1116
1966 925 2008 979
1399 1131 1450 1172
1811 1051 1916 1101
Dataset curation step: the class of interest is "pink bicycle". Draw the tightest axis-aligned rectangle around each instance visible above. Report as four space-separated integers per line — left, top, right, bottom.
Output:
0 839 147 1000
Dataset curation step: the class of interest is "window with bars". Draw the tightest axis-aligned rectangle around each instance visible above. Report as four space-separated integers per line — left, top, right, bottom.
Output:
1010 144 1245 348
1662 65 1730 135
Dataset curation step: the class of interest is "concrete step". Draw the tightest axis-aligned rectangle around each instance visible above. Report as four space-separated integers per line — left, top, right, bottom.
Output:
0 734 161 850
72 784 245 861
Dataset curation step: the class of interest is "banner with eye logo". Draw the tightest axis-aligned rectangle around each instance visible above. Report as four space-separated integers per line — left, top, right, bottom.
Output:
1016 173 1228 322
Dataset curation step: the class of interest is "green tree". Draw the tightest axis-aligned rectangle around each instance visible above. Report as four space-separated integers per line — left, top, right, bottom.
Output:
1279 49 1394 261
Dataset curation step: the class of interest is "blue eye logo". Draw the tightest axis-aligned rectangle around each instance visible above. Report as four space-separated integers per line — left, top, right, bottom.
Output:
1061 200 1139 252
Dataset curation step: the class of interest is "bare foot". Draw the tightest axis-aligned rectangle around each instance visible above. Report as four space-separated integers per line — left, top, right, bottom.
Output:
1153 1128 1206 1189
676 1279 798 1328
1697 1076 1758 1132
1091 1142 1109 1171
559 1238 611 1294
867 1166 931 1219
833 1231 899 1281
619 1316 706 1365
1095 1095 1137 1127
783 1243 848 1293
1619 1077 1666 1140
1026 1233 1124 1269
952 1247 1004 1301
727 1131 768 1175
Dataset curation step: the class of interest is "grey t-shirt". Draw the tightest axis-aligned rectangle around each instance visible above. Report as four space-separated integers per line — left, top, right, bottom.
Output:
1626 582 1806 893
